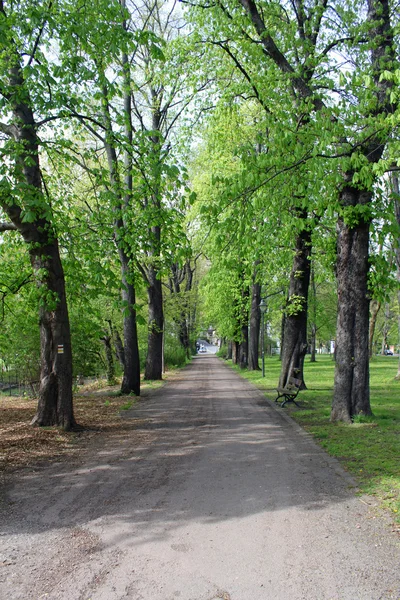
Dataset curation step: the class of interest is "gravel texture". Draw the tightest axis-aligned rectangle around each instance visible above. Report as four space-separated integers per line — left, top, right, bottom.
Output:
0 355 399 599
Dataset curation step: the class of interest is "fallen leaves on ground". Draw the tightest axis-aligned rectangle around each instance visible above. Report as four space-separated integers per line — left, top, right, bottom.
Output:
0 389 144 473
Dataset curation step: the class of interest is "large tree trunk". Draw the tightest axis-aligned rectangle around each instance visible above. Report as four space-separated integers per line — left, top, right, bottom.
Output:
331 198 372 422
1 36 75 429
309 262 317 363
238 286 249 369
232 341 239 364
239 322 249 369
119 251 141 395
30 242 75 429
331 0 395 420
248 280 261 370
279 222 311 389
393 175 400 380
144 263 164 380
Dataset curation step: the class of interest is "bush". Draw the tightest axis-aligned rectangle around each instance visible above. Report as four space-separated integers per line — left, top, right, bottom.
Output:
164 345 188 369
216 344 228 359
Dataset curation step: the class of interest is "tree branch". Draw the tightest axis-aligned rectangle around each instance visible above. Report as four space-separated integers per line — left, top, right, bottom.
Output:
237 0 325 110
212 41 271 114
0 121 17 137
0 222 17 232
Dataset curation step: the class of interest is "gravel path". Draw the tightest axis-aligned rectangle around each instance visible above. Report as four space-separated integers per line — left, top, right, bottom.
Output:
1 356 399 599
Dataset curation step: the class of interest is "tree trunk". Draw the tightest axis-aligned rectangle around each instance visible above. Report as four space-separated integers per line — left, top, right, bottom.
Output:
107 319 125 368
101 335 115 384
331 206 372 422
119 251 141 395
227 341 233 360
393 175 400 379
144 264 164 380
170 262 191 357
279 311 285 361
113 329 125 368
30 242 75 429
239 323 248 369
310 324 317 363
232 341 239 365
309 262 317 363
238 285 249 369
248 280 261 370
279 222 311 389
380 303 391 355
369 301 381 360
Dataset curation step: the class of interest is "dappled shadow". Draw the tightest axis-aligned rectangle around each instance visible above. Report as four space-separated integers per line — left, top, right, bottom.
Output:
1 355 357 553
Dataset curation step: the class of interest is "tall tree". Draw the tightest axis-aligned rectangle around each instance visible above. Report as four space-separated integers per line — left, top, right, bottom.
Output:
0 0 75 429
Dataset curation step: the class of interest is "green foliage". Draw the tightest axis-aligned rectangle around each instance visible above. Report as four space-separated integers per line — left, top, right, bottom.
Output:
216 344 228 359
164 345 188 369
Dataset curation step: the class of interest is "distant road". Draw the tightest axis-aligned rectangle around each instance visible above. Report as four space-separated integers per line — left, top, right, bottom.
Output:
197 338 219 354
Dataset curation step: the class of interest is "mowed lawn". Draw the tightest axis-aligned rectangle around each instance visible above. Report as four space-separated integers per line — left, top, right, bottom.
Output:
229 355 400 522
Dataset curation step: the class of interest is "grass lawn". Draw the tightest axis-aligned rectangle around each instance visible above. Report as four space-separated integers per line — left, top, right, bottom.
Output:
228 354 400 522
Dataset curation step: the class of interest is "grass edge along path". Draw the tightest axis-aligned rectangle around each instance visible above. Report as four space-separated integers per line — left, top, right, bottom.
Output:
226 355 400 525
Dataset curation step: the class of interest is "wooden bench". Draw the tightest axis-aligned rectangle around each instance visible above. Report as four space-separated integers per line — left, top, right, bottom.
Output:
275 377 302 408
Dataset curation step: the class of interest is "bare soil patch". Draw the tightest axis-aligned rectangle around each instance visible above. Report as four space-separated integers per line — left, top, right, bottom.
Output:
0 375 177 474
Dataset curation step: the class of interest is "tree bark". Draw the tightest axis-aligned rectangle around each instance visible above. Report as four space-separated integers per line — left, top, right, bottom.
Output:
113 328 125 368
393 175 400 379
309 262 317 363
331 204 372 422
248 279 261 370
170 262 191 357
238 286 249 369
119 250 141 395
310 324 316 363
239 322 249 369
232 341 239 364
380 303 391 355
144 262 164 380
279 222 311 389
31 241 75 429
101 334 115 384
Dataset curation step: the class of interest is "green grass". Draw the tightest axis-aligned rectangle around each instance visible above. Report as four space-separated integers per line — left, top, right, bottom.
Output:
228 355 400 521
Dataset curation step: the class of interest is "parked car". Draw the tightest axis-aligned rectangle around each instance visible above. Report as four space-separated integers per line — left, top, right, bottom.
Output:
384 349 393 355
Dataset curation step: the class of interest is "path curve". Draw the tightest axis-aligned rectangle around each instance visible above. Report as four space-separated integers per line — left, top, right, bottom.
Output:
1 356 399 599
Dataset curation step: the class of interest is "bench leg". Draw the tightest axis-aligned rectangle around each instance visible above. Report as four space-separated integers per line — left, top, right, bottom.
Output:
281 396 300 408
